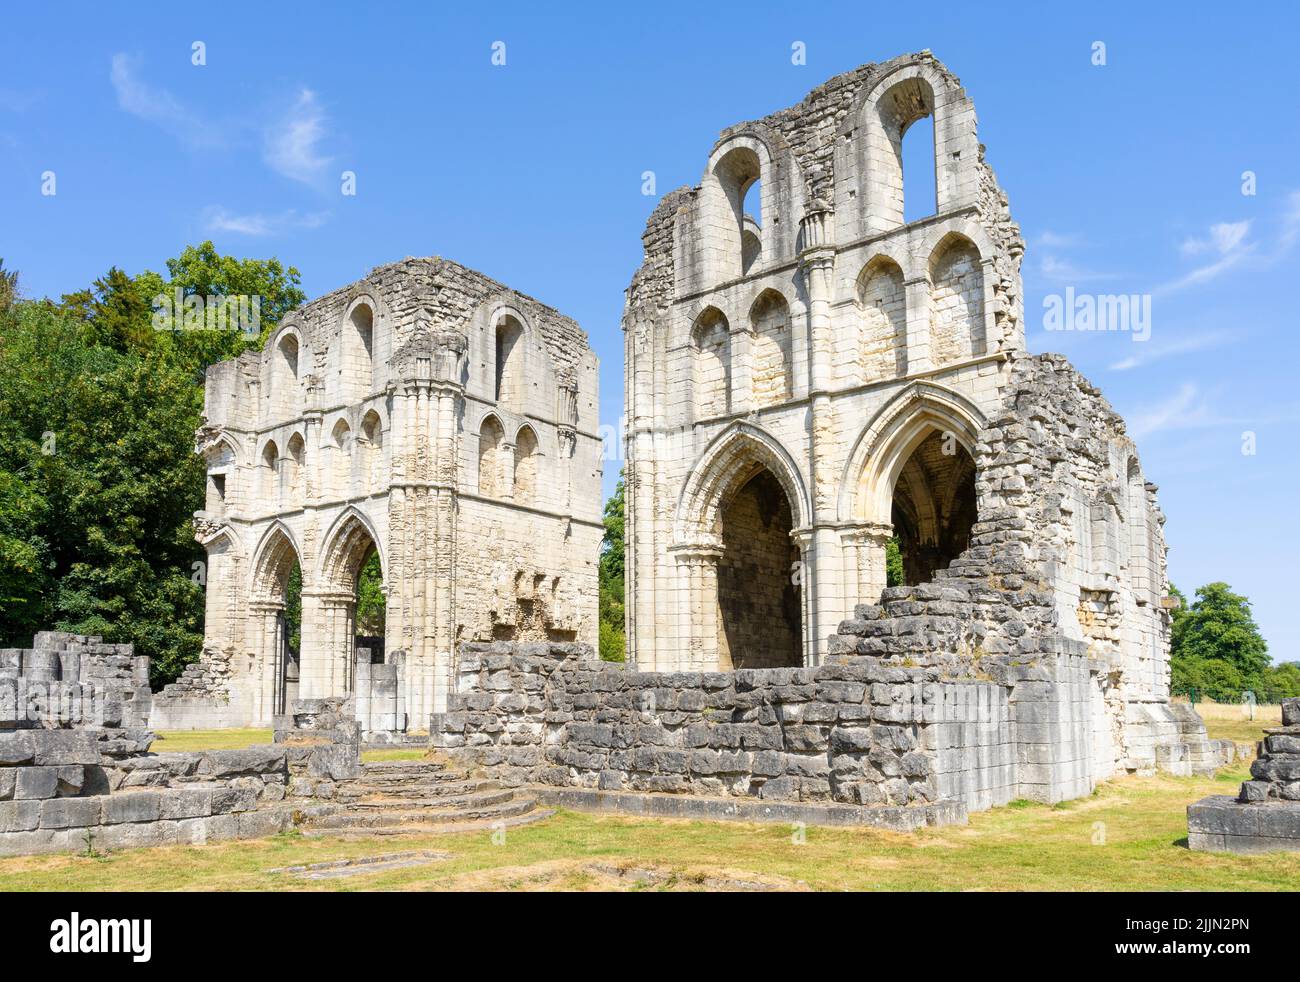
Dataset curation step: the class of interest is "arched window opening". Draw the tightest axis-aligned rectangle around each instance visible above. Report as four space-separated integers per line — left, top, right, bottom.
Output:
928 234 984 366
514 426 539 504
874 76 937 229
713 146 763 279
478 416 505 497
749 290 792 408
901 114 937 223
285 433 305 504
345 303 375 400
890 430 976 585
716 468 801 669
273 333 300 418
692 307 731 420
857 257 908 381
494 315 525 409
360 410 382 491
261 440 280 505
331 419 352 498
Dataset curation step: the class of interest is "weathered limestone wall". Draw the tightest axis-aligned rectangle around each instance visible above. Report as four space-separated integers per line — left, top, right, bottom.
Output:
0 697 361 858
433 642 1021 813
1188 699 1300 853
1 632 151 730
161 256 602 731
624 51 1023 673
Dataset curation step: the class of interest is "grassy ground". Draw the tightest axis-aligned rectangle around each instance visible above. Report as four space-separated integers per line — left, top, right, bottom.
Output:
2 764 1297 891
1188 701 1280 747
152 729 426 764
150 729 273 752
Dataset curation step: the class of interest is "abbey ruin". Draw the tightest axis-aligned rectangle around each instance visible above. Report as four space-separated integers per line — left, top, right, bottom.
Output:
431 50 1227 817
3 52 1248 862
151 259 604 732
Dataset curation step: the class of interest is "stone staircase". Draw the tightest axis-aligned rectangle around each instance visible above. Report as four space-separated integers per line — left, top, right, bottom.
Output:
299 757 553 838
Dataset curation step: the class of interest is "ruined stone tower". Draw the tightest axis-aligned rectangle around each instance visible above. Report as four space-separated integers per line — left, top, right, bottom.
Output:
154 258 602 731
620 51 1206 783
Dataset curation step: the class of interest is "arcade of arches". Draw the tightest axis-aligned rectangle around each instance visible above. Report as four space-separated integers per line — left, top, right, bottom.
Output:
252 520 386 718
694 427 976 673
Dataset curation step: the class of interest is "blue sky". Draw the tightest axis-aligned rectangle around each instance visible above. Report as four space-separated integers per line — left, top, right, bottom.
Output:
2 2 1297 658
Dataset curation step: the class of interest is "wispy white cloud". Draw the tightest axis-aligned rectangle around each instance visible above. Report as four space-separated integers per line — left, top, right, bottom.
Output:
202 206 331 236
1108 330 1236 372
263 88 332 186
1129 383 1216 438
109 53 224 149
1129 382 1300 438
1036 230 1083 248
1038 254 1114 283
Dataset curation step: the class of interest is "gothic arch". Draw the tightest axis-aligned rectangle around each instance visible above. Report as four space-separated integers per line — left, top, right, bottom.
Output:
839 381 986 524
675 421 810 544
318 507 384 592
249 521 302 600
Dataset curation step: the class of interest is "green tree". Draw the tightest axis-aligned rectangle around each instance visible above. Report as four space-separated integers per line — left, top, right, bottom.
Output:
355 550 386 636
1170 582 1271 699
886 536 904 588
0 244 307 688
60 267 155 354
598 472 626 662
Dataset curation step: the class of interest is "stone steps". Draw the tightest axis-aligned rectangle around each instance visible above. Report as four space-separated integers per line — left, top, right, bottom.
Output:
341 788 516 812
299 756 551 837
304 807 556 839
307 795 542 830
336 777 493 800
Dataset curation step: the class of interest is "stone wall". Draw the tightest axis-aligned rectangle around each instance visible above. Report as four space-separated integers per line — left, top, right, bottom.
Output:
433 642 1020 813
1 632 151 730
433 639 1228 816
0 687 361 857
179 255 602 731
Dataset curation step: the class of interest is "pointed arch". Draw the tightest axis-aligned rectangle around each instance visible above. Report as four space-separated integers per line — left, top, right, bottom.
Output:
928 230 985 364
250 521 302 600
513 423 540 503
748 288 792 408
675 421 809 543
691 305 731 420
478 413 506 497
856 255 908 380
839 381 986 524
318 507 384 592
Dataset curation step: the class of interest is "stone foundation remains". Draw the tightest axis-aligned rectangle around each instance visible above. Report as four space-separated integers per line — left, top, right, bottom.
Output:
1188 698 1300 853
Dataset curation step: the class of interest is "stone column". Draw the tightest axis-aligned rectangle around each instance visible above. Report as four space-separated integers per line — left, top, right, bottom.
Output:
249 599 283 722
841 522 894 609
798 203 841 667
979 258 1000 355
904 275 933 374
300 589 354 699
729 325 754 416
670 542 723 672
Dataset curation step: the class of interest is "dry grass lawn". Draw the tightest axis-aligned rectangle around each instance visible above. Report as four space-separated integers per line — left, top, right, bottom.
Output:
2 763 1297 892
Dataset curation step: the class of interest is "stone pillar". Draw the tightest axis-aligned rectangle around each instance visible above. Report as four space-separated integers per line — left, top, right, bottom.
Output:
670 542 722 672
249 599 283 723
798 203 841 666
729 326 754 416
841 522 894 609
979 258 1000 355
904 275 933 374
300 590 354 699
